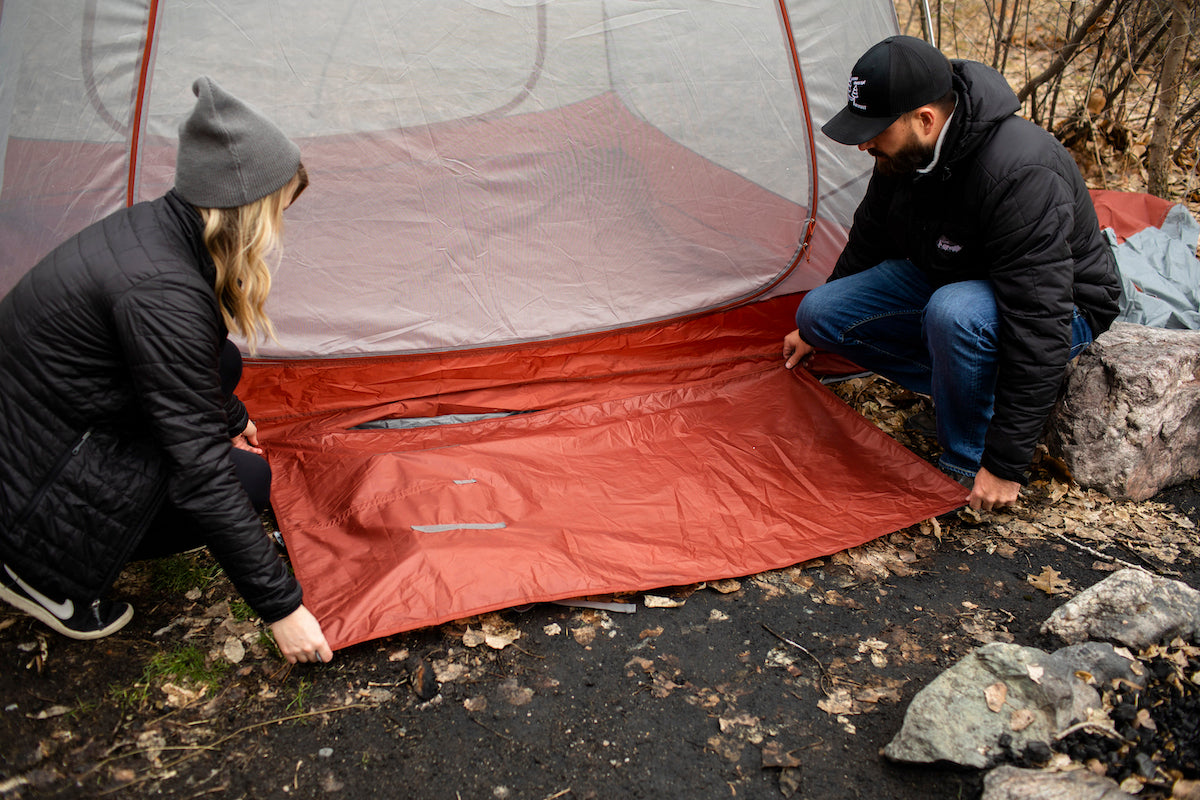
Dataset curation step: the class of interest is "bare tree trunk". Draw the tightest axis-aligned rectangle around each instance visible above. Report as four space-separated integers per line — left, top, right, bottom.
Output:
1016 0 1119 103
1147 0 1189 198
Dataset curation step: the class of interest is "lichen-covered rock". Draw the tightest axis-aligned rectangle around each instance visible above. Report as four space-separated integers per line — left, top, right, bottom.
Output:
882 643 1099 768
1042 569 1200 648
1048 322 1200 500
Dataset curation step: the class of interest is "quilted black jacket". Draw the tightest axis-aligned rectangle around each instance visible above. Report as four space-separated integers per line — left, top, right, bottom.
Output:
831 60 1121 483
0 191 302 622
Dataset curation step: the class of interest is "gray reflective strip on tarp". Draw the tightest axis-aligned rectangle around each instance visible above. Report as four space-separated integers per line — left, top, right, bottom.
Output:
354 411 534 430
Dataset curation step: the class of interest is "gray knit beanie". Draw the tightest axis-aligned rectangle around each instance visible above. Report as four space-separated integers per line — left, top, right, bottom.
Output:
174 76 301 208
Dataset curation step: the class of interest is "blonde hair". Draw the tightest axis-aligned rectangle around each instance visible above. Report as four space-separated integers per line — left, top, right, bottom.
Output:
197 164 306 354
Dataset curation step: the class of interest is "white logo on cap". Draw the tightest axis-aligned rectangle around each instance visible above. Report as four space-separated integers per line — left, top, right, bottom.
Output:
848 77 868 110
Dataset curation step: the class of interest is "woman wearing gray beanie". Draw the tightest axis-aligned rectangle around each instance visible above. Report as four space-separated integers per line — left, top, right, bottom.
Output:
0 77 332 665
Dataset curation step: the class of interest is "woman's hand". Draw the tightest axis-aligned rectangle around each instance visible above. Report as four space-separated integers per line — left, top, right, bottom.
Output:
231 419 263 455
270 605 334 665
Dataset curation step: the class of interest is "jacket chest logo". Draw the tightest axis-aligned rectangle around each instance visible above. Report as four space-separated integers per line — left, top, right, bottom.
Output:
936 235 963 253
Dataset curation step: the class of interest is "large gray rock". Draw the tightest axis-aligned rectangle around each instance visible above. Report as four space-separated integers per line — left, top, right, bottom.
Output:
883 643 1100 768
1042 569 1200 648
1047 322 1200 500
981 765 1135 800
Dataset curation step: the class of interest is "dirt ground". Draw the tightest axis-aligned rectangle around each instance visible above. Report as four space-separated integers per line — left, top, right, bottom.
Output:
2 378 1198 800
3 8 1198 793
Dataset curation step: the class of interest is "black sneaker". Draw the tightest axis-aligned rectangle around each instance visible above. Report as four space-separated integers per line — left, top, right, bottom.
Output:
0 564 132 640
904 409 938 438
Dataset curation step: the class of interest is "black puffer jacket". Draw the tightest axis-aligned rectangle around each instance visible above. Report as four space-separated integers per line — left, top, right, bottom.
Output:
831 60 1121 483
0 191 302 622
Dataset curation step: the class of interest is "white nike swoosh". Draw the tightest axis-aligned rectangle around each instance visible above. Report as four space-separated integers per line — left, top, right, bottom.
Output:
4 565 74 621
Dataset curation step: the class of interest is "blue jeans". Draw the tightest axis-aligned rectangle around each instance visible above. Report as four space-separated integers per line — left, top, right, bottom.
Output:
795 259 1094 478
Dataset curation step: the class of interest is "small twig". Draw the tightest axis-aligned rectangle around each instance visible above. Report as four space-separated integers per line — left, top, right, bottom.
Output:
470 716 517 743
509 642 546 660
1054 720 1129 743
762 625 825 672
1050 530 1144 572
762 624 833 695
1111 537 1180 576
543 789 572 800
183 781 230 800
93 702 373 796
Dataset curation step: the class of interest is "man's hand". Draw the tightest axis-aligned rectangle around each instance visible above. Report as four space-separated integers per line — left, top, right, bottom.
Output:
232 419 264 455
967 466 1020 511
783 329 814 369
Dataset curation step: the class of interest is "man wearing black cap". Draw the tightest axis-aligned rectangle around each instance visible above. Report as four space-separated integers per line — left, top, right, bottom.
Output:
782 35 1120 511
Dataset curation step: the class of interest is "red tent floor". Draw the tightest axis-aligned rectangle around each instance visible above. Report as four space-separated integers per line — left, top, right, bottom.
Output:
247 298 966 650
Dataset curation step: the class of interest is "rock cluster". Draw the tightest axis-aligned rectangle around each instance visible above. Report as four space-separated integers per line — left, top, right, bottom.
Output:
884 569 1200 799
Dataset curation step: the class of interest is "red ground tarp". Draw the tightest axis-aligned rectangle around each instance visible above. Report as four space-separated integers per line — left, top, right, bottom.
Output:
245 297 966 650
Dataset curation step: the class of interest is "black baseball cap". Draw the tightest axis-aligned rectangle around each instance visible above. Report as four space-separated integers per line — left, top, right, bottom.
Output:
822 35 953 145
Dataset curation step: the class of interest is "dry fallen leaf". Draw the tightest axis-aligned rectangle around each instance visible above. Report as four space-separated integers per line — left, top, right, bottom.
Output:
1028 664 1045 684
1010 708 1035 731
137 730 167 767
1026 566 1071 595
719 712 760 732
761 742 803 769
27 705 71 720
710 579 741 594
822 590 864 609
707 735 744 763
854 685 901 704
223 636 246 664
1171 779 1200 800
463 616 521 649
817 688 857 716
434 661 467 683
1120 776 1145 793
161 682 206 709
624 656 654 674
497 679 533 707
644 594 685 608
984 682 1008 712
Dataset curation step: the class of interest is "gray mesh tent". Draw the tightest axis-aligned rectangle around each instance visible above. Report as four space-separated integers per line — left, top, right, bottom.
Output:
0 1 966 649
1 0 896 343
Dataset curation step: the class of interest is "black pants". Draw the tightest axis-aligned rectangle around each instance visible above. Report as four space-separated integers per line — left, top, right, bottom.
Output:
132 340 271 560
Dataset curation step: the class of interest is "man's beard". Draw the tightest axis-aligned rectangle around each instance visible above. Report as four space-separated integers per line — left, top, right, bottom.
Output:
869 134 937 177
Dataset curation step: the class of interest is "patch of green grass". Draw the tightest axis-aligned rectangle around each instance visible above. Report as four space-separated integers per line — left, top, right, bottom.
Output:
258 630 279 656
148 551 220 594
229 598 255 622
69 698 102 720
286 677 313 714
112 644 229 710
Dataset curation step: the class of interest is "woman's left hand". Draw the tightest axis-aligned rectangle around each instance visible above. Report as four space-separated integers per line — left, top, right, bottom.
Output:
270 605 334 665
232 419 264 455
